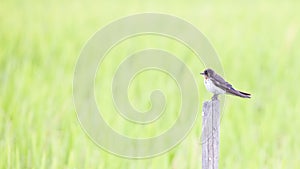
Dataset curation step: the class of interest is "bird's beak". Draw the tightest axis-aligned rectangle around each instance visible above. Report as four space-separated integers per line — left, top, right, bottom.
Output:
200 72 205 75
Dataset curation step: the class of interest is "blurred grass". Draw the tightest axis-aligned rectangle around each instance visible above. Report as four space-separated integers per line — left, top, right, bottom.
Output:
1 0 300 169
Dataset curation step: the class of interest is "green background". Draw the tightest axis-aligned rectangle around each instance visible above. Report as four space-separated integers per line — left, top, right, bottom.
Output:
1 0 299 168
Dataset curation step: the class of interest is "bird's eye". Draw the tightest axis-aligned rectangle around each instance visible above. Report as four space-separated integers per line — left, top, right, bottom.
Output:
204 70 208 75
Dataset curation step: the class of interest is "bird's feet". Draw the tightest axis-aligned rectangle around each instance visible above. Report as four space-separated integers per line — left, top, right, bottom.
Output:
211 94 219 101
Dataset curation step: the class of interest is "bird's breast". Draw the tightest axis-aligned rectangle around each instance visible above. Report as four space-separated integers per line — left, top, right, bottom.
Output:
204 78 226 94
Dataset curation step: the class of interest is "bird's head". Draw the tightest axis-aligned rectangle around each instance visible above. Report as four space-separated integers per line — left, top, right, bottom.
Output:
200 68 215 79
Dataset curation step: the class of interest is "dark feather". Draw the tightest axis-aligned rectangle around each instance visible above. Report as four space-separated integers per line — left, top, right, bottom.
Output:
227 89 251 98
209 73 233 92
209 71 251 98
239 91 251 96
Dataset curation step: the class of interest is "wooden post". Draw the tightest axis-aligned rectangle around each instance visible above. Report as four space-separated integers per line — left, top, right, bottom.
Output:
202 99 220 169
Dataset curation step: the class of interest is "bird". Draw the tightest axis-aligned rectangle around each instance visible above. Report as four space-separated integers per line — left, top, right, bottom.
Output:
200 68 251 100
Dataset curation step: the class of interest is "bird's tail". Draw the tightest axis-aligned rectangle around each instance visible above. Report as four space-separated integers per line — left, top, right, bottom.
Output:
227 89 251 98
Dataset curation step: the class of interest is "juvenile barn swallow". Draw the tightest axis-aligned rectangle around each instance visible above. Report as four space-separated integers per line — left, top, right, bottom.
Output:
200 68 251 100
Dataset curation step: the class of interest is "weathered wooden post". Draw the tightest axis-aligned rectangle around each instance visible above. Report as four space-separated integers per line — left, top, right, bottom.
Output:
202 99 220 169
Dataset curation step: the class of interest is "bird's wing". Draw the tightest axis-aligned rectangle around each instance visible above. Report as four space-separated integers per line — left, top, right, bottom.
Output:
210 73 234 92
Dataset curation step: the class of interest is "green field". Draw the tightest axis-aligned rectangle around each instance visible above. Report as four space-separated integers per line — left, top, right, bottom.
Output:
1 0 300 168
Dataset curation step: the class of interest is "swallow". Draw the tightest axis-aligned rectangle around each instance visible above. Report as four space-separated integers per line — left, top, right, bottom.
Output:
200 68 251 100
